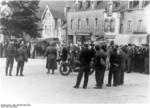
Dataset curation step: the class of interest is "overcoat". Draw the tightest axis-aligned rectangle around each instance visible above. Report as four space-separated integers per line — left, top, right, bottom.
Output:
45 46 57 70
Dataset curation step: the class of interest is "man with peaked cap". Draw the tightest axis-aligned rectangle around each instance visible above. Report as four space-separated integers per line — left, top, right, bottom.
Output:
5 40 16 76
15 41 28 76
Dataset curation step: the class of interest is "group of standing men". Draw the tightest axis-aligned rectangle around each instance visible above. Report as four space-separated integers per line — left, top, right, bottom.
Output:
5 40 28 76
73 43 129 89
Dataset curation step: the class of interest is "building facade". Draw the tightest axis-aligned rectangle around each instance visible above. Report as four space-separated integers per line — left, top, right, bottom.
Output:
104 0 150 45
41 5 65 43
67 0 107 44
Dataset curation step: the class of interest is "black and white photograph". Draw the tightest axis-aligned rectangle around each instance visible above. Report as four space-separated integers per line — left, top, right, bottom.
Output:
0 0 149 106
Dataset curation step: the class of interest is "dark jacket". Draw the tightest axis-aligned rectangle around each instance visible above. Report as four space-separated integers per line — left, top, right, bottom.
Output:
15 46 28 62
6 45 16 58
110 51 121 68
94 50 107 69
61 47 68 61
79 48 92 67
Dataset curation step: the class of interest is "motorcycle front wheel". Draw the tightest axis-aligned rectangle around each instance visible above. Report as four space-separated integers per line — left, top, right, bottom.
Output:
59 62 71 76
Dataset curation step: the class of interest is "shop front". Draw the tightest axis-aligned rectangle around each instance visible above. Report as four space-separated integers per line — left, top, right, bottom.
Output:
74 32 92 45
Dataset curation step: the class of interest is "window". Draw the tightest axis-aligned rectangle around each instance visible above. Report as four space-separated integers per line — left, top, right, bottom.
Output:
142 0 150 7
113 1 120 8
108 4 113 16
110 19 115 32
129 1 134 9
78 19 81 29
104 19 109 32
86 18 89 26
71 19 73 29
120 24 123 33
137 20 143 31
133 1 139 8
127 20 132 31
95 18 98 26
86 1 90 8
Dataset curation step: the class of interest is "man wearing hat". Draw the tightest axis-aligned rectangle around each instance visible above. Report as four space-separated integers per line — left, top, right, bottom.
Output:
5 41 16 76
15 41 28 76
74 44 93 89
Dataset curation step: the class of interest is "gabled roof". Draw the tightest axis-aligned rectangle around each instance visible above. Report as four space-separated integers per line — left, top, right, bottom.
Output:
40 1 74 20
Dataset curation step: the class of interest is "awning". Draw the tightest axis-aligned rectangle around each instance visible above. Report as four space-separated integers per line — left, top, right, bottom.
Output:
75 32 92 36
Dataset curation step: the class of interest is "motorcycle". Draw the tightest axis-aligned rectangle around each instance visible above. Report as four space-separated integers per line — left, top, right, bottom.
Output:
59 54 94 76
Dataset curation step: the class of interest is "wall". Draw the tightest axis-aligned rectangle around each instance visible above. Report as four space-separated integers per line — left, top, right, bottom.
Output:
104 12 120 38
121 9 146 34
67 9 105 36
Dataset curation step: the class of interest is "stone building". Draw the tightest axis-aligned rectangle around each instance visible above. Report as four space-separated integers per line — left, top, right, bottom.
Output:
67 0 107 44
104 0 150 45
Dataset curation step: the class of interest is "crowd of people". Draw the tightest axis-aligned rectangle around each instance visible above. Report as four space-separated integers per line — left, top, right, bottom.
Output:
44 41 149 89
1 39 149 89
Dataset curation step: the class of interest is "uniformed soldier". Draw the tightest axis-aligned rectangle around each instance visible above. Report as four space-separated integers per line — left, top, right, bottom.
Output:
5 41 16 76
15 41 28 76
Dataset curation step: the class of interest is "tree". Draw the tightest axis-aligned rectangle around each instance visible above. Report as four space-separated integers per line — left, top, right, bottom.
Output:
0 0 41 38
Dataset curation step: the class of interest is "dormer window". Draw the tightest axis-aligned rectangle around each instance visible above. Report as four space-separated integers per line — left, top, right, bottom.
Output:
142 0 150 8
86 1 90 8
133 1 139 8
113 1 120 8
129 0 139 9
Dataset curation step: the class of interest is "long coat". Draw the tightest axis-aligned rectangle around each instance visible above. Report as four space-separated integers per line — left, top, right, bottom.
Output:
45 46 57 70
15 46 28 62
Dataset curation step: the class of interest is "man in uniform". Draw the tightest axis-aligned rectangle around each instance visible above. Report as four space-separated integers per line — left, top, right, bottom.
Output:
15 41 28 76
5 41 16 76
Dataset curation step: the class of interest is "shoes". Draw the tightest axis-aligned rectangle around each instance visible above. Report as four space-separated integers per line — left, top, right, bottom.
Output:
16 74 18 76
113 84 117 87
83 86 87 89
47 72 50 74
94 86 102 89
106 84 111 87
9 74 12 76
20 74 24 76
73 86 79 88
